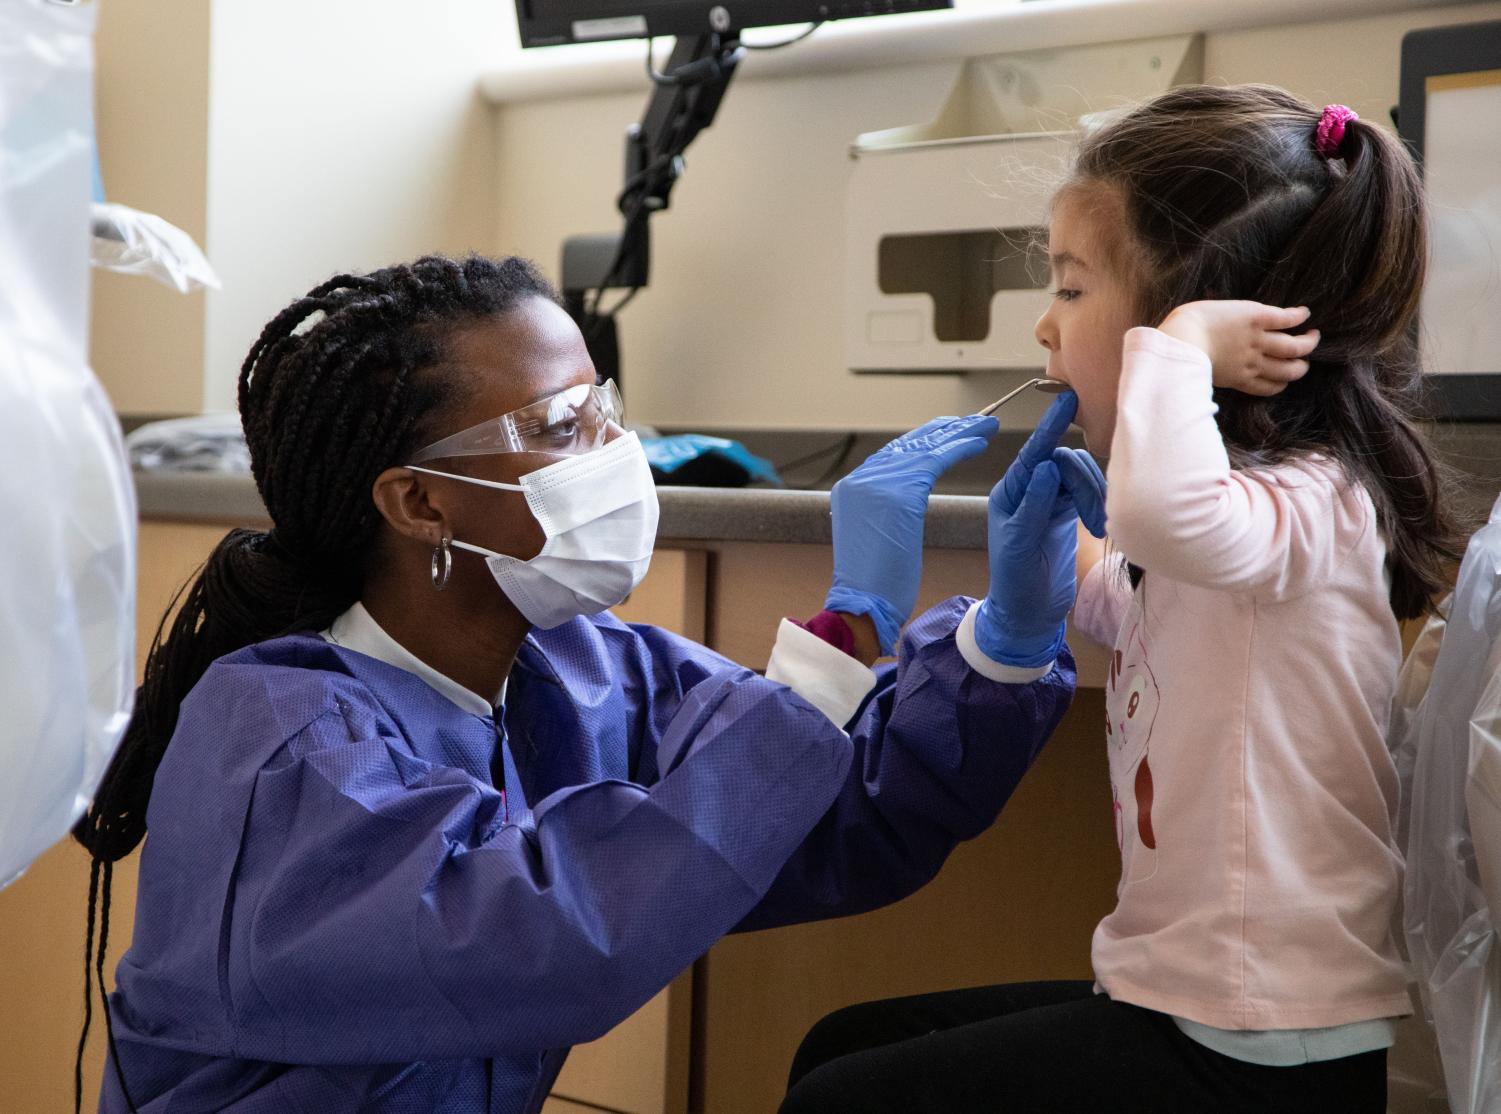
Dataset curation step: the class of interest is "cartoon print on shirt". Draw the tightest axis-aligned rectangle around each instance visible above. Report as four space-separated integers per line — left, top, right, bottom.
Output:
1107 618 1159 882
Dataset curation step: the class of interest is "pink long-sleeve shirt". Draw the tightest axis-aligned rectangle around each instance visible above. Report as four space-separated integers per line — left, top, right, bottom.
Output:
1075 327 1410 1031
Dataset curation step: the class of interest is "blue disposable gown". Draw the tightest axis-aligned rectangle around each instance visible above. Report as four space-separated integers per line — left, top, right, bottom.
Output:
101 597 1074 1112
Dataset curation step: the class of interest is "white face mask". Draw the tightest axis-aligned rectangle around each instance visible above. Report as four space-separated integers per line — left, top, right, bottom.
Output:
407 431 659 629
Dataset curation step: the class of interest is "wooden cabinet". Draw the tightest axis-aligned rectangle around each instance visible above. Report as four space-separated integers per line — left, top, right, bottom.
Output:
694 541 1117 1114
690 694 1115 1114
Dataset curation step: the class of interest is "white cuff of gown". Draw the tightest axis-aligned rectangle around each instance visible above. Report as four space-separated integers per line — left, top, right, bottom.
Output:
765 619 879 728
956 600 1055 685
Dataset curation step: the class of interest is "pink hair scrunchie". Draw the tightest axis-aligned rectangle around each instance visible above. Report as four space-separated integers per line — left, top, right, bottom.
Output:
1316 104 1358 159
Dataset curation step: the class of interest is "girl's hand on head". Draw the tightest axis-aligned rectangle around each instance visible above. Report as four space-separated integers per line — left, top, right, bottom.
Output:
1158 301 1320 397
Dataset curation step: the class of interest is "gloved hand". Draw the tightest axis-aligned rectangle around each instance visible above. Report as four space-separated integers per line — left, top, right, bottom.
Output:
976 392 1104 667
1053 446 1107 540
827 414 999 655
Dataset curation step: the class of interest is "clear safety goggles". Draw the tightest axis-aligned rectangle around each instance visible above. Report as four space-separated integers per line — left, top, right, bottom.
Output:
410 380 624 463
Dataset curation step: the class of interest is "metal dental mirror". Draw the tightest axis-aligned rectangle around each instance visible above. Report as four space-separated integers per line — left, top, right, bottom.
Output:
978 378 1070 417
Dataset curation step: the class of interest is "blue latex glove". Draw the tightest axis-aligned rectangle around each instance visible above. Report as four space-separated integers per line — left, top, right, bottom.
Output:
976 392 1100 667
1053 446 1107 539
827 414 999 655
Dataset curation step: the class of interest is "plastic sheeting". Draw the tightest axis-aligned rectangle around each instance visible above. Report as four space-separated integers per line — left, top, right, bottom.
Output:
126 412 248 473
1397 493 1501 1112
91 201 220 293
0 0 135 889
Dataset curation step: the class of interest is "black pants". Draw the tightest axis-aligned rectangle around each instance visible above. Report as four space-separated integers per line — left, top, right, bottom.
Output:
779 981 1387 1114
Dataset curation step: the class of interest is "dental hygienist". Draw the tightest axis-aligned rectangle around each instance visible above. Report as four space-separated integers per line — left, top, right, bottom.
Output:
74 255 1102 1114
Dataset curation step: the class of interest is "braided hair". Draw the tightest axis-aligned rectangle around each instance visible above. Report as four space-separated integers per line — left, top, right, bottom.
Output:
69 254 556 1111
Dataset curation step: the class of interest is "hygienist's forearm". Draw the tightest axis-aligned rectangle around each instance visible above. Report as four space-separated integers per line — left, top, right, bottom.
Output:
736 597 1075 933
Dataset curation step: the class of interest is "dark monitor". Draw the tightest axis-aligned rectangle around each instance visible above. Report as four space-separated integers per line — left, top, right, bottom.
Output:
516 0 951 48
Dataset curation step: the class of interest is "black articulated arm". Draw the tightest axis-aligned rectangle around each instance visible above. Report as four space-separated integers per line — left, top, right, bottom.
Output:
562 31 741 388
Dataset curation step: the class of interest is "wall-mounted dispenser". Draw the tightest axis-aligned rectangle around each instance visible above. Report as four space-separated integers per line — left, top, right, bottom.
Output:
846 33 1203 375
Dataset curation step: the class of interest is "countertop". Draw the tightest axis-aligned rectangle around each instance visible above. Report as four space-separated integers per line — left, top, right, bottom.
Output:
129 427 1072 552
132 471 991 550
132 421 1501 552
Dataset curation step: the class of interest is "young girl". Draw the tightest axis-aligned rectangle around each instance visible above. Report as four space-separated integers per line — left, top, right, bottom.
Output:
781 84 1463 1113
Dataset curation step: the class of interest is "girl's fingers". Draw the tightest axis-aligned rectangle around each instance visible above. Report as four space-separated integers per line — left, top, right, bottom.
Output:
1267 357 1310 381
1255 304 1312 330
1224 358 1308 388
1237 358 1309 396
1260 329 1320 359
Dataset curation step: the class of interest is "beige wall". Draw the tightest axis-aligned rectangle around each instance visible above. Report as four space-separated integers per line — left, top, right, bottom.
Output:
491 0 1501 434
201 0 510 411
91 0 211 415
91 0 509 416
92 1 1501 422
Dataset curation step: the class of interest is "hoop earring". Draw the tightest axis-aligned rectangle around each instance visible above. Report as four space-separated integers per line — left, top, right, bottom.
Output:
431 536 453 592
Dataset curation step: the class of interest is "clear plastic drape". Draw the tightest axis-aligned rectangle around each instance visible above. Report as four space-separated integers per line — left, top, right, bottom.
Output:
0 0 135 889
1397 494 1501 1112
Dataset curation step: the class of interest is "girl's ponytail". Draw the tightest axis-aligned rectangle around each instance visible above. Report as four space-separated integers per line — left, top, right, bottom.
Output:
1283 110 1462 619
1271 109 1427 365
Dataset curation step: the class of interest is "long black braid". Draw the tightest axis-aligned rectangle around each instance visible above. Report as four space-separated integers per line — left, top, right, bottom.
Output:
69 254 557 1111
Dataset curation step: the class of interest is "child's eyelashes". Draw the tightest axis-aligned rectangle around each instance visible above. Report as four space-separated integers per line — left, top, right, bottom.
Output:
1051 288 1082 302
